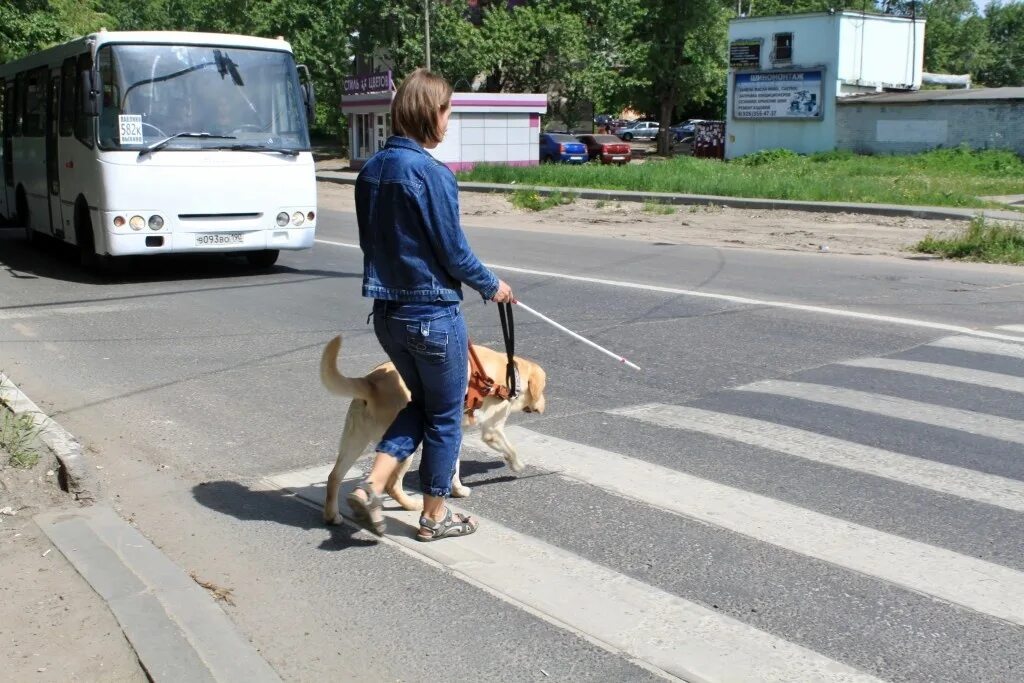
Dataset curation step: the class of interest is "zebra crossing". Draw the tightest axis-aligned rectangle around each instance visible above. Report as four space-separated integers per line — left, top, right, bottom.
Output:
267 329 1024 682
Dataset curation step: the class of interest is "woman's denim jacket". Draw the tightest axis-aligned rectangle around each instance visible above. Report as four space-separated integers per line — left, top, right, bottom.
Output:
356 136 499 302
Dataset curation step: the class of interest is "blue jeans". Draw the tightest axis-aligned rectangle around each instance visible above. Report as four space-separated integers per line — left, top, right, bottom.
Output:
372 300 468 497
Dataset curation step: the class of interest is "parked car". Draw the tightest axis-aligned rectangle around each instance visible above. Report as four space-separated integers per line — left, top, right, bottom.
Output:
539 133 588 164
669 118 707 142
615 121 659 141
577 134 632 165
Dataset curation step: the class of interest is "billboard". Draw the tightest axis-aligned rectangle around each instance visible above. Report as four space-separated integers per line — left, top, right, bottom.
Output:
733 70 823 120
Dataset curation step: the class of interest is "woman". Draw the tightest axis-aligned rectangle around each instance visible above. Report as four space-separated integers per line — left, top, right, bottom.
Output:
347 69 514 541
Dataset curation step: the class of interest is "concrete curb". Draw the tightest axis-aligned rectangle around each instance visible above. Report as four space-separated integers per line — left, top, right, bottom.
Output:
316 172 1024 224
0 371 97 503
36 504 283 683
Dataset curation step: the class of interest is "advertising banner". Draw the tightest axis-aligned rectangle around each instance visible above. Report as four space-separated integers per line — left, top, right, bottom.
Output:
733 70 823 120
344 70 394 96
729 40 762 69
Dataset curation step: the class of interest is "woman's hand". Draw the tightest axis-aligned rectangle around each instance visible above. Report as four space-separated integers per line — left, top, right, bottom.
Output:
491 279 516 304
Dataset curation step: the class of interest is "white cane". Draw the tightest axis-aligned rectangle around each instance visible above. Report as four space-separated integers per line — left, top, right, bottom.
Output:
514 301 641 371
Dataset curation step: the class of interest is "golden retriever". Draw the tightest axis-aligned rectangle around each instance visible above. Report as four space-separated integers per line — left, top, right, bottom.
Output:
319 334 547 525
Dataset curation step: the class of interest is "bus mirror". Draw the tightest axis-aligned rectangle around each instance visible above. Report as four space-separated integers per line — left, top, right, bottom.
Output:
80 70 99 116
297 64 315 123
302 82 316 123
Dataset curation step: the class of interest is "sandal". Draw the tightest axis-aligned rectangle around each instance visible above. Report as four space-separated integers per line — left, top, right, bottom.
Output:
346 481 386 537
417 507 479 542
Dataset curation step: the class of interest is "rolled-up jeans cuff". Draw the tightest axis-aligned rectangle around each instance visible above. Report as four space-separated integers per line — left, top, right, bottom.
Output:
423 485 450 498
376 436 417 462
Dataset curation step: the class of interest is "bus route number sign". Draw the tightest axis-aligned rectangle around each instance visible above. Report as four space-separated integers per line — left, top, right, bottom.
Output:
119 115 144 145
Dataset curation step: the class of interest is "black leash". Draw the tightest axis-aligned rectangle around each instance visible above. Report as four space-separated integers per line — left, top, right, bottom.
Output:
497 302 518 397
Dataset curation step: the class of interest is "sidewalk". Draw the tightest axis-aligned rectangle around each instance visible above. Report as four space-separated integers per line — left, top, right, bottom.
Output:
316 170 1024 224
0 373 281 683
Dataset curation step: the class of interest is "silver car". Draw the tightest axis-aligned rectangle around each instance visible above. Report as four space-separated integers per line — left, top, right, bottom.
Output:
615 121 659 141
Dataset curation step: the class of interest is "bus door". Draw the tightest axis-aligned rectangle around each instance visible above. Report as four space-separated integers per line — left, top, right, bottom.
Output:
45 73 63 237
1 80 13 220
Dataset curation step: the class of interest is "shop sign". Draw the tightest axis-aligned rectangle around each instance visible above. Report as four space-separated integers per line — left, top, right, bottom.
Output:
344 70 394 96
729 40 761 69
733 70 823 120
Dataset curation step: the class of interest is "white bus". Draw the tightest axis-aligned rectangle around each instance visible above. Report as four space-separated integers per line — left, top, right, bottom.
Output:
0 30 317 269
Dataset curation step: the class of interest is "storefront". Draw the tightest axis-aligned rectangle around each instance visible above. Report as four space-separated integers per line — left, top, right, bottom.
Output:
341 72 547 170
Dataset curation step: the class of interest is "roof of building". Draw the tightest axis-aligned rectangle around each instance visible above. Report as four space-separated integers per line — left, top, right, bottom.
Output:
731 9 919 23
838 87 1024 104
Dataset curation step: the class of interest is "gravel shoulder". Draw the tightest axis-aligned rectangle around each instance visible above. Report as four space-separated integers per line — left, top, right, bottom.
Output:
317 181 969 259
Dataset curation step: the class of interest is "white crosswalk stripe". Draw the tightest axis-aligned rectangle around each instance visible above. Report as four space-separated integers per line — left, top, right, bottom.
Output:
840 357 1024 394
609 403 1024 513
0 303 134 320
463 427 1024 628
266 466 880 683
739 380 1024 445
929 335 1024 360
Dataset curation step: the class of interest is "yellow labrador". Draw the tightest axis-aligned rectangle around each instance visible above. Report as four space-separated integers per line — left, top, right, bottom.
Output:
320 334 547 525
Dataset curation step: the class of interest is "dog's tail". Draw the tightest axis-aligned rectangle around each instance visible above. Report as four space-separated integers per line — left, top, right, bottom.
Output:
320 335 373 401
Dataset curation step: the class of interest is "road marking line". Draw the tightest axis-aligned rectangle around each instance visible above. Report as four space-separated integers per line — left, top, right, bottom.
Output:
739 380 1024 445
929 335 1024 359
462 426 1024 627
840 357 1024 394
313 238 1024 343
996 324 1024 334
609 404 1024 513
266 465 879 683
0 303 133 320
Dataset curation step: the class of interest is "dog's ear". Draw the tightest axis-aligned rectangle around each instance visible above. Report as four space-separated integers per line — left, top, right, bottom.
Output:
525 364 547 413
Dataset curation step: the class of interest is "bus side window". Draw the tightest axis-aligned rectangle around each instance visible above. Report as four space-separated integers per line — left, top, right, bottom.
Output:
0 79 4 138
60 57 76 137
22 68 46 137
75 53 93 147
14 73 25 136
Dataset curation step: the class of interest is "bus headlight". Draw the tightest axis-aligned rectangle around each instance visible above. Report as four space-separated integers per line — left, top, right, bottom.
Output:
148 215 164 230
276 212 289 227
113 216 126 228
291 211 304 226
129 215 145 231
307 211 315 222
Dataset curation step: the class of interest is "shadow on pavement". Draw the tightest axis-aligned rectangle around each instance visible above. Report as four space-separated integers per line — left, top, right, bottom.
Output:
0 227 359 286
191 479 378 551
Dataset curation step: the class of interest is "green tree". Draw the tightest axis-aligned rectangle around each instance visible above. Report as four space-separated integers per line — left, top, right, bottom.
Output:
623 0 730 154
978 0 1024 86
919 0 993 77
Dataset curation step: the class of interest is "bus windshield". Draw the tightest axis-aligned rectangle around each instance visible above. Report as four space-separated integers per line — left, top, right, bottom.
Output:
97 43 310 152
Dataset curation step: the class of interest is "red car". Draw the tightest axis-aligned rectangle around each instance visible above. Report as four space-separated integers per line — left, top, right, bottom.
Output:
577 134 632 165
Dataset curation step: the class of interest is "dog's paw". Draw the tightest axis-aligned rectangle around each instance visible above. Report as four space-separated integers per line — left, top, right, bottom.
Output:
323 510 343 525
451 484 472 498
505 457 525 474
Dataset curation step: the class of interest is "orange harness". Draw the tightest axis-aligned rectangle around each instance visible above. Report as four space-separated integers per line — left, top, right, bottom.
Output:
464 343 515 424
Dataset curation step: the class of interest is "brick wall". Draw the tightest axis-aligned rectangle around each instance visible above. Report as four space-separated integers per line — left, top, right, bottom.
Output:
836 100 1024 155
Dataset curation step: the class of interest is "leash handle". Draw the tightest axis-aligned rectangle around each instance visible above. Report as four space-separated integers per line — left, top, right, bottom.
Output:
498 301 517 396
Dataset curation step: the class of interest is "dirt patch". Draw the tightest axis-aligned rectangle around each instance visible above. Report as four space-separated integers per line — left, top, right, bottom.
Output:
0 428 146 682
317 181 968 258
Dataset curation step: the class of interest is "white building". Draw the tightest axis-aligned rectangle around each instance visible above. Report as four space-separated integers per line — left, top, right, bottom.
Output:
340 68 547 171
725 10 925 159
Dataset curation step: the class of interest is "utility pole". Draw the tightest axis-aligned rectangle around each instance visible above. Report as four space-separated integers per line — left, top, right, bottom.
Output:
424 0 431 71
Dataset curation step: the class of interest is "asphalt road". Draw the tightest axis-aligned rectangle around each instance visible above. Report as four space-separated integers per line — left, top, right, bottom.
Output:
1 203 1023 682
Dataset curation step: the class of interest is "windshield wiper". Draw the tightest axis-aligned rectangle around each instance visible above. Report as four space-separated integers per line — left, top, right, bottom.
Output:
219 143 299 156
138 132 237 158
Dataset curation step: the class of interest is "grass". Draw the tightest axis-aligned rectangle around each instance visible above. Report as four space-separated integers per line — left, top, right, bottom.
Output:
509 189 577 211
459 147 1024 208
0 410 41 469
916 217 1024 264
643 200 676 215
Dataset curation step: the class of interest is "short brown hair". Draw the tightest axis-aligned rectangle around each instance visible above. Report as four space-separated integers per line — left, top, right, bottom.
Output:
391 68 452 146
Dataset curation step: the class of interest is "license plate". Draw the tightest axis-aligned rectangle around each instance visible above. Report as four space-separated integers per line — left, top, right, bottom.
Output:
612 156 625 161
196 233 244 246
570 156 584 161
